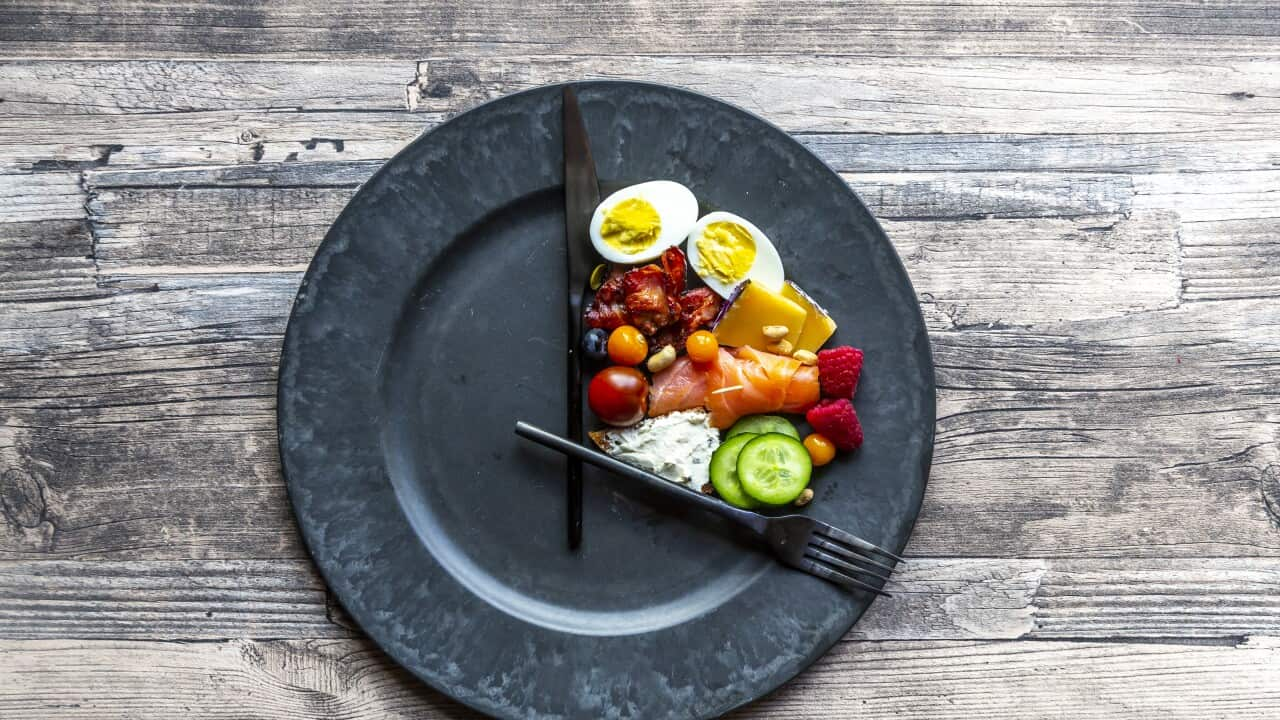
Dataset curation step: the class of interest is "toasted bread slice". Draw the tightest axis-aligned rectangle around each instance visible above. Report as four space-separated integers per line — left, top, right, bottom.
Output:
585 409 717 488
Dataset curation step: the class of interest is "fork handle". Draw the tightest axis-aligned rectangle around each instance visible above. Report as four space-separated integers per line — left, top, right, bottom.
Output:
515 421 769 535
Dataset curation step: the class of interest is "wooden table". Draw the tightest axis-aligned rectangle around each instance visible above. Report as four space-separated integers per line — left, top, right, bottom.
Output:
2 3 1279 717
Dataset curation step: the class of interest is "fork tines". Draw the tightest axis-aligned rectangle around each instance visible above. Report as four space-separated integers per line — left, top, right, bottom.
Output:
798 521 906 597
806 543 892 582
799 557 891 597
816 520 907 564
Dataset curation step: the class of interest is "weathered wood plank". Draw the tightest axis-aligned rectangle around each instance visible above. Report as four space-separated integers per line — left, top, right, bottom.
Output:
87 185 350 274
0 220 101 302
856 173 1133 220
0 173 83 223
411 56 1280 134
0 111 432 173
3 111 1275 177
0 560 342 640
892 213 1180 326
0 60 415 115
3 56 1279 173
0 276 299 560
2 1 1279 58
1180 218 1280 301
0 275 1277 559
798 132 1280 174
922 298 1280 557
2 558 1277 641
0 636 1275 719
744 637 1280 720
17 55 1280 136
1135 169 1280 223
0 638 478 719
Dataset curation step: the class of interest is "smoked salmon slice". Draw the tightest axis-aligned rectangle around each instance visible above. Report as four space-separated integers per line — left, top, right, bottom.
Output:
647 356 709 417
648 346 820 429
780 365 820 413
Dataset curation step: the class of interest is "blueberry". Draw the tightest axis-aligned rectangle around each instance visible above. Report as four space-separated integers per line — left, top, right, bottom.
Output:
582 328 609 362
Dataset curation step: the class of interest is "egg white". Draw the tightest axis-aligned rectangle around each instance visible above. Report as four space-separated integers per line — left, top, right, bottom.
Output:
685 211 784 298
588 181 699 264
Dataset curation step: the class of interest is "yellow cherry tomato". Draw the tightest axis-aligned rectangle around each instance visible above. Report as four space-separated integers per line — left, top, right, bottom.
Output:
803 433 837 467
607 325 648 366
686 330 719 364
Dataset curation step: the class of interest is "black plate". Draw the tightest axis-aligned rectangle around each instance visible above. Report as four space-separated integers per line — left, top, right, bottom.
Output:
279 81 934 719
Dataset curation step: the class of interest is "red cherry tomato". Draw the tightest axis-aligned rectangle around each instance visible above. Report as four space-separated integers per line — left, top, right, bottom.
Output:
588 366 649 426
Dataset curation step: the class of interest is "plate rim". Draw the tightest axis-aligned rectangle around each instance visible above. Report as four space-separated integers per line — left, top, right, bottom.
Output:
278 79 936 718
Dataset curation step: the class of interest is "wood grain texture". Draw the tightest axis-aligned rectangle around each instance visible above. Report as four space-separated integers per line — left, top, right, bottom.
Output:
1 277 1277 559
0 110 431 173
2 11 1280 717
891 212 1180 326
2 1 1279 59
0 638 479 719
0 275 298 560
4 109 1276 176
0 637 1276 719
3 56 1278 172
744 637 1280 720
0 560 342 640
3 557 1277 641
0 60 415 115
923 298 1280 557
410 56 1280 134
0 173 84 223
0 220 100 302
1180 218 1280 301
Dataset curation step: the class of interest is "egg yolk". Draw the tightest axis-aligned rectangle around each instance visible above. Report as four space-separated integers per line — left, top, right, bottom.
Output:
600 198 662 255
695 221 757 284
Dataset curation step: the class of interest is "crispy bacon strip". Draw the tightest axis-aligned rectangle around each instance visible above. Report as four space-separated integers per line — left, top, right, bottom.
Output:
622 264 674 335
584 273 629 330
660 247 686 297
652 287 722 348
679 287 721 333
583 248 716 340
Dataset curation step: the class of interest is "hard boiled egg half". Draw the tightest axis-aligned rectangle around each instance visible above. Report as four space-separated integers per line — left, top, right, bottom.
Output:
685 212 784 298
589 181 699 264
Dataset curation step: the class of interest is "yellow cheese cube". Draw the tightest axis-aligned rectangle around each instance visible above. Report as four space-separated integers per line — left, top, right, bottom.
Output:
712 281 807 350
781 281 838 353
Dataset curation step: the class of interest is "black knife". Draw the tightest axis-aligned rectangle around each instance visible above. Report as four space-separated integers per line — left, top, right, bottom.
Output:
562 86 599 551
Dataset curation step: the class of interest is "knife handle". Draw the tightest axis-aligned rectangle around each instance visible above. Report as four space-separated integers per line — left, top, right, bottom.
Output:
566 290 585 550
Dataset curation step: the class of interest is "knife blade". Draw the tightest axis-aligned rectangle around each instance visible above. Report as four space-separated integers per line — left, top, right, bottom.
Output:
562 86 599 551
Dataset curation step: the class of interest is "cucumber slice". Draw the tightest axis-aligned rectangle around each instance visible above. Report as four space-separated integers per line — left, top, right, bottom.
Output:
724 415 800 441
709 434 762 510
737 433 812 506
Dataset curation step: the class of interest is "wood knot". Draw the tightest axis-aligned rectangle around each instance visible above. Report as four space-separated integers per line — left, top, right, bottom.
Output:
425 81 453 98
0 468 48 529
1262 464 1280 528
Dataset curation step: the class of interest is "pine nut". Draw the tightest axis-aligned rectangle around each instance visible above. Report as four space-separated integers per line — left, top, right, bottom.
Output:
646 344 677 372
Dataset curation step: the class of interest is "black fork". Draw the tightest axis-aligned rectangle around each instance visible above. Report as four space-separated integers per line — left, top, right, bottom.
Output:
515 421 903 596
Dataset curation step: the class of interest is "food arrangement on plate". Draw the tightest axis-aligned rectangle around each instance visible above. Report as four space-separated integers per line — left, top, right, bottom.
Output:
581 180 867 510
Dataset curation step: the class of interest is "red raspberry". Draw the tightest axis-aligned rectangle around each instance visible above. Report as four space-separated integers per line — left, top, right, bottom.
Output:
818 346 863 398
806 398 863 451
